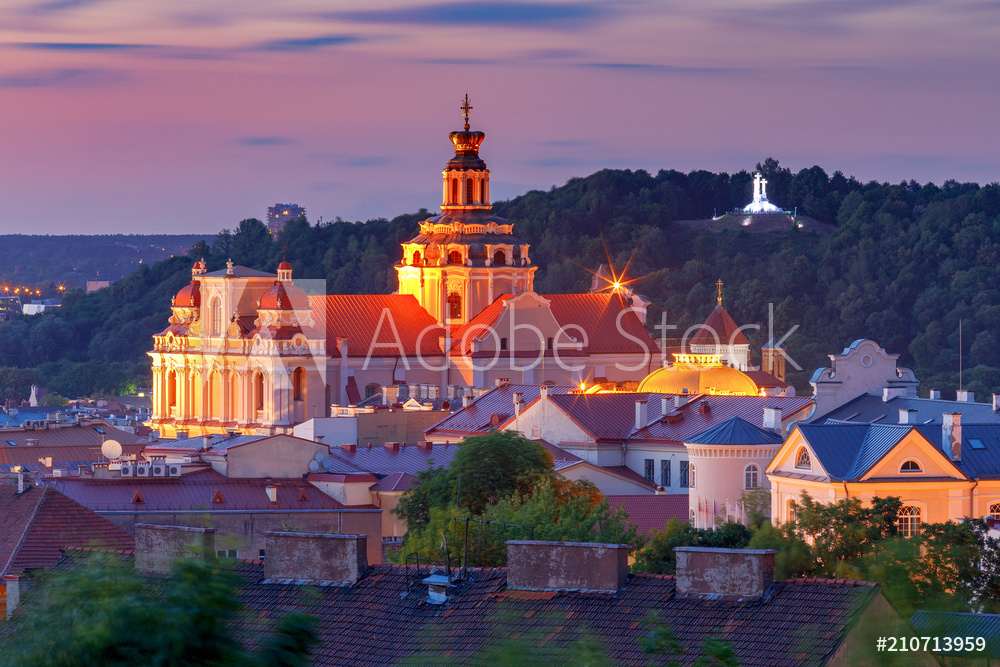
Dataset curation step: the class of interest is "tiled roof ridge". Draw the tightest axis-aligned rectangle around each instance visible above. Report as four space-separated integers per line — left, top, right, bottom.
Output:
63 545 135 556
1 486 47 577
783 577 878 587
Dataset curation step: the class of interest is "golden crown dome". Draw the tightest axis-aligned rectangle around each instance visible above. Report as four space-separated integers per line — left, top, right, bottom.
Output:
637 354 761 396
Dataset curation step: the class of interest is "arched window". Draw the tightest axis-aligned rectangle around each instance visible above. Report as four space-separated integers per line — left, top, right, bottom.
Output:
447 292 462 320
167 370 177 408
254 372 264 411
451 179 458 204
365 382 381 399
900 459 922 473
210 297 223 336
745 464 760 489
293 367 305 401
412 250 421 266
689 463 696 488
466 178 474 204
787 499 797 525
493 249 506 265
897 506 922 537
989 502 1000 516
689 508 695 525
480 180 486 203
795 447 811 470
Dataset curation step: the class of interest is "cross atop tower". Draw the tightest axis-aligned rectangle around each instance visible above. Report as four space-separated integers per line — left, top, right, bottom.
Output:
716 279 724 306
461 93 473 130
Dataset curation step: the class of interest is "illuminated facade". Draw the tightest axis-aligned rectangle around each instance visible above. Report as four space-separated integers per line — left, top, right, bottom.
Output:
148 100 659 438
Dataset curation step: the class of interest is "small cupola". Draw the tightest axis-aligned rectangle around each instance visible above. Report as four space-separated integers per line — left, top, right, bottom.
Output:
277 260 292 283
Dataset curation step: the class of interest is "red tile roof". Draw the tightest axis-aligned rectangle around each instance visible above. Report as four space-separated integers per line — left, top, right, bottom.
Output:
689 304 749 346
544 292 659 355
54 551 883 666
449 295 514 354
48 469 357 512
0 483 133 577
608 494 689 536
312 294 444 358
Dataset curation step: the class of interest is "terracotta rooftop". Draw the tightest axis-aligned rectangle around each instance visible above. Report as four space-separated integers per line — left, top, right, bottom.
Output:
689 304 749 347
0 483 134 578
607 494 689 536
313 294 444 358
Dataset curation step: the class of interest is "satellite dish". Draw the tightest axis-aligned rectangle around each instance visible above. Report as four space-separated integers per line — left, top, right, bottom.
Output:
101 440 122 460
308 460 320 472
314 451 327 463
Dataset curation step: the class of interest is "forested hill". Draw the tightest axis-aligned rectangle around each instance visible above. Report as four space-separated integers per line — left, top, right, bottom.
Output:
3 159 999 401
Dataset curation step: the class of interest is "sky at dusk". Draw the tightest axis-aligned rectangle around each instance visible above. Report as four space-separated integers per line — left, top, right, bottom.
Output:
0 0 998 234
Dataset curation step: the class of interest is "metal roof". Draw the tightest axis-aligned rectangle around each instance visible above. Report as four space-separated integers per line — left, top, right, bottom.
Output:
201 266 275 278
548 392 668 441
814 393 1000 425
632 395 813 442
794 423 911 481
323 442 459 477
911 611 1000 655
685 417 782 445
425 384 572 437
915 423 1000 479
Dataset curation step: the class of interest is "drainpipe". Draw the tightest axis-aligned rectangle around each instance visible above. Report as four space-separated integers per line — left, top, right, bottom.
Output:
842 480 849 500
971 479 979 519
621 441 627 467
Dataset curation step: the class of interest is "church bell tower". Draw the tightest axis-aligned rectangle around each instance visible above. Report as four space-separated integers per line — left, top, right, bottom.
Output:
396 95 537 326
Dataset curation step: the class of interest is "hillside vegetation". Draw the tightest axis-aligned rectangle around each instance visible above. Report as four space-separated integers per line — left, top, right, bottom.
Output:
2 158 998 400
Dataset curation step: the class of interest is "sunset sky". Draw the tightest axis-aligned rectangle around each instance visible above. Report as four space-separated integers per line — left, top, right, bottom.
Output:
0 0 998 234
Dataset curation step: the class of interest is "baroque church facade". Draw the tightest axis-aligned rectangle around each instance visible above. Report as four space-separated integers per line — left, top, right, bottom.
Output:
148 102 660 438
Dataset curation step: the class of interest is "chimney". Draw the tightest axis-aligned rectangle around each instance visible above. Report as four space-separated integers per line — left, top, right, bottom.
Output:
929 388 941 400
341 443 356 453
674 395 685 409
898 408 917 425
418 441 433 452
266 485 277 503
384 442 400 452
135 524 215 574
661 397 670 417
540 385 549 399
506 541 629 592
762 407 782 434
513 392 524 417
882 387 906 402
462 395 473 408
635 399 648 430
698 400 710 415
674 547 777 600
4 574 20 618
263 532 368 585
942 413 962 462
957 390 973 403
994 394 1000 412
383 385 399 405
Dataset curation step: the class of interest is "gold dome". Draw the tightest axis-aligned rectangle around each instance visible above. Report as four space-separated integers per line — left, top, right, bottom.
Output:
637 354 761 396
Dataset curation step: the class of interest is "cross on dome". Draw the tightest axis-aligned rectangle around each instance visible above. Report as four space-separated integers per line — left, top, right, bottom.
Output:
461 94 473 130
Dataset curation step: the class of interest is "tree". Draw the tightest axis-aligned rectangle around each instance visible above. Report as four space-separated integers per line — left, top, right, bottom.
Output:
0 554 317 666
633 519 751 574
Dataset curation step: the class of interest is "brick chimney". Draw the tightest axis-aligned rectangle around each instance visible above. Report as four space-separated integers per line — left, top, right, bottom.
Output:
135 524 215 574
263 532 368 584
675 547 777 601
506 541 629 592
942 413 961 462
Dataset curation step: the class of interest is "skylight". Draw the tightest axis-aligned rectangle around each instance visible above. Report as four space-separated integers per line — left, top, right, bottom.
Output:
969 438 986 450
94 427 106 434
6 440 17 446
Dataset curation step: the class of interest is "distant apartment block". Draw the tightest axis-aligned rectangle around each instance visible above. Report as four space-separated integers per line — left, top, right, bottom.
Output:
0 296 22 322
23 299 61 316
267 203 306 234
86 280 111 293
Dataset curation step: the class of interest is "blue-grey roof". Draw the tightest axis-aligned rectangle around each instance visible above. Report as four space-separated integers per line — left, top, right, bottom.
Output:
794 423 911 481
813 393 1000 425
915 423 1000 479
686 417 782 445
911 611 1000 656
201 266 275 278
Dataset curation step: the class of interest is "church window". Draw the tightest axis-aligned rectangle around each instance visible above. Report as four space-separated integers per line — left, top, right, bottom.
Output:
546 337 553 350
493 250 506 265
210 297 223 336
466 178 474 203
745 464 760 489
451 179 458 204
900 459 922 473
365 383 381 399
412 250 421 266
990 502 1000 516
787 499 797 525
167 370 177 408
447 292 461 319
689 463 696 488
254 372 264 411
794 447 811 470
897 506 922 537
293 368 305 401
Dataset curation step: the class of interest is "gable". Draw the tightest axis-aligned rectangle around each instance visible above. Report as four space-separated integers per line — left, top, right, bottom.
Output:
226 434 329 478
502 397 594 444
473 293 564 354
768 429 832 479
861 430 966 481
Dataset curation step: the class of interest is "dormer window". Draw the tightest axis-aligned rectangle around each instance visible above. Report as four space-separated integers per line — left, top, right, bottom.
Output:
493 250 506 265
900 459 922 474
794 447 811 470
448 251 462 265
